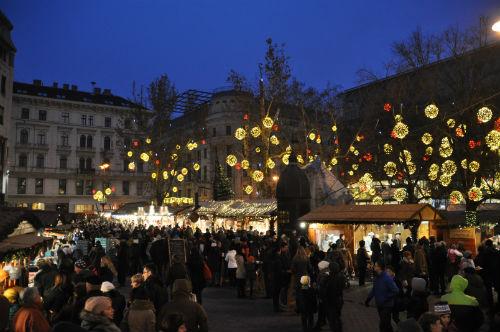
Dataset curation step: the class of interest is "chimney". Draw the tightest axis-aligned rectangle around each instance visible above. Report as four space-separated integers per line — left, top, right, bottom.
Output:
52 82 58 88
102 88 112 95
63 83 69 90
33 79 42 86
71 85 78 91
93 87 101 95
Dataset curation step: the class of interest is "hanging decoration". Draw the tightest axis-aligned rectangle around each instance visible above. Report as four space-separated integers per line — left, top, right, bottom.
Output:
425 104 439 119
477 107 493 123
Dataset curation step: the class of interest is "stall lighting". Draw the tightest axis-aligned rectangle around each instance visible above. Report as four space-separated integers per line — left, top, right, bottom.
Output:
300 222 307 229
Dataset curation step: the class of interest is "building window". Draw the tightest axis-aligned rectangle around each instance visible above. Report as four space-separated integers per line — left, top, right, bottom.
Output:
79 157 85 171
18 154 27 167
36 154 44 168
80 135 86 148
61 134 69 146
38 110 47 121
104 117 112 128
1 75 6 96
124 119 132 129
123 181 130 195
76 179 84 195
60 156 67 169
203 166 207 182
17 178 26 194
81 114 87 126
88 116 94 126
85 158 92 170
226 125 231 136
61 112 69 124
20 129 29 144
21 108 29 119
59 179 67 195
103 136 111 151
137 181 143 196
35 178 44 194
0 105 4 125
37 132 46 145
85 180 93 195
86 135 93 148
212 127 216 137
75 204 93 213
32 202 45 210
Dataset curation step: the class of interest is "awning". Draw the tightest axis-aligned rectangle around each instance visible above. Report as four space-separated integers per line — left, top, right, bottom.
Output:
0 234 52 253
298 203 444 224
197 199 277 218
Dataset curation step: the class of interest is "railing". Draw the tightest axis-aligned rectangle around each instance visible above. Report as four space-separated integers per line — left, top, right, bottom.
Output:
9 166 76 174
76 146 96 152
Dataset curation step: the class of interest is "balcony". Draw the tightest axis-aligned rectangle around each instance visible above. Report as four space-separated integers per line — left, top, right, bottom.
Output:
9 166 76 175
15 142 32 149
33 143 49 151
57 144 72 152
76 146 96 153
77 168 96 175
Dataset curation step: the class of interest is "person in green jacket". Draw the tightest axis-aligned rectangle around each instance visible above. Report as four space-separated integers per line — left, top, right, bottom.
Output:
440 275 483 331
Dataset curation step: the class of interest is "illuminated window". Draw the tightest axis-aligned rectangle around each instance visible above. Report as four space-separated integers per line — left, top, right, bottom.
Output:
32 202 45 210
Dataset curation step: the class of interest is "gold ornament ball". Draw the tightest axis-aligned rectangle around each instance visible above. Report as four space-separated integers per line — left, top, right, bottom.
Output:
127 151 133 157
331 125 337 132
104 188 112 196
151 172 157 179
162 171 169 179
250 126 262 138
266 158 275 169
421 133 433 145
384 144 393 154
308 132 316 141
177 174 184 182
485 130 500 151
193 163 200 171
235 128 247 140
468 187 482 202
449 191 464 204
330 157 338 166
262 116 274 129
270 135 280 145
469 160 480 173
393 122 409 139
252 170 264 182
181 168 188 175
384 161 397 177
447 119 456 128
425 104 439 119
393 188 407 202
226 154 238 167
244 185 253 195
477 107 492 123
128 162 136 170
140 152 150 162
241 159 250 169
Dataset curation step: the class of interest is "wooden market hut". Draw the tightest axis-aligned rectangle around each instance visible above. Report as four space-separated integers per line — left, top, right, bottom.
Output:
298 203 444 254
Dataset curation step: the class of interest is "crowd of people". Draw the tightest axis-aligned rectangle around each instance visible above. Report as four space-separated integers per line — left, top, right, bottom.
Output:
0 218 499 332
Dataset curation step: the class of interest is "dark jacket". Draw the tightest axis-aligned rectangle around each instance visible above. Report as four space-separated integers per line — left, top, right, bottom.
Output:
367 271 399 307
126 299 156 332
464 272 488 308
325 264 345 309
143 275 168 312
99 267 115 283
34 265 58 297
158 279 208 332
80 310 121 332
187 253 206 293
406 291 428 320
296 286 317 314
166 262 188 287
43 285 70 315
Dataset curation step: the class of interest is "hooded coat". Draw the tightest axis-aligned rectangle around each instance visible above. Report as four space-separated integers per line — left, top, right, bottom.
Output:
12 304 51 332
441 275 484 332
127 299 156 332
80 310 121 332
158 279 208 332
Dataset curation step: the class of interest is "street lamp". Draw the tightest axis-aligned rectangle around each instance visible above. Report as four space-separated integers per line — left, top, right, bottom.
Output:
493 20 500 33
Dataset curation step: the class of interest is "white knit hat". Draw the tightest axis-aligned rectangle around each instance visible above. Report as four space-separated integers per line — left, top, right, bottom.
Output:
300 275 310 286
318 260 330 271
100 281 115 293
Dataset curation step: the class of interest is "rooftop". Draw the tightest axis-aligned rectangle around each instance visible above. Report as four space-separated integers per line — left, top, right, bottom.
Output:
13 81 134 108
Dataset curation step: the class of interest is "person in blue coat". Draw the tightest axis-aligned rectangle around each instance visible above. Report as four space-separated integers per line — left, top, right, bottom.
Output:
365 261 400 332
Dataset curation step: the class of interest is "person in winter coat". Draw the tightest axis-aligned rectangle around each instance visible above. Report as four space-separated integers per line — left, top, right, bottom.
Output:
99 256 117 283
158 279 208 332
414 242 428 278
440 274 484 332
271 246 285 312
206 242 223 286
73 259 92 285
101 281 126 326
235 249 247 298
187 249 206 304
418 313 443 332
142 263 169 312
357 240 370 286
34 259 58 297
12 287 50 332
430 242 447 296
462 267 488 309
371 237 382 264
43 273 71 321
399 251 416 293
80 296 121 332
116 240 129 287
245 255 257 298
458 251 475 275
166 255 188 288
406 277 429 321
124 286 156 332
365 261 400 332
296 275 317 332
225 246 238 286
149 236 167 279
325 262 345 332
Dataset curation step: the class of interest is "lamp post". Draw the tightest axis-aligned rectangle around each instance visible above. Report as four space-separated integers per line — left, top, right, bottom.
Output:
493 20 500 33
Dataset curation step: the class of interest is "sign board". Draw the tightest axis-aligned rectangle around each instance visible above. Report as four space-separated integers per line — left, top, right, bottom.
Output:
449 227 475 239
168 238 187 265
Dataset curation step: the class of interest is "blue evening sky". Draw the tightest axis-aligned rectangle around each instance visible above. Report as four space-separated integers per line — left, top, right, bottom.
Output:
2 0 500 98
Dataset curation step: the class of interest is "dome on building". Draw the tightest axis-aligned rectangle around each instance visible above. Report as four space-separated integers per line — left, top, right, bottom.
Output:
276 154 311 200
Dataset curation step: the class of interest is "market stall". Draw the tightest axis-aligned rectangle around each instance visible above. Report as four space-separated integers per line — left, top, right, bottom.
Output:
298 203 444 254
195 199 277 233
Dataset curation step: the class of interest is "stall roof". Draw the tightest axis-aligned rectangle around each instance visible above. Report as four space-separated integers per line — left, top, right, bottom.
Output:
0 234 52 253
298 203 443 224
197 199 277 218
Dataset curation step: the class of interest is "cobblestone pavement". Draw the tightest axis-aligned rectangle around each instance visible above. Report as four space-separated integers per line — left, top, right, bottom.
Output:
204 282 385 332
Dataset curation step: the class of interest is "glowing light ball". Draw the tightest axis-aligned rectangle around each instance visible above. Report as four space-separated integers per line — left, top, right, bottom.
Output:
468 187 482 202
226 154 237 167
441 160 457 175
384 103 392 112
266 158 275 169
352 164 359 170
308 132 316 141
235 128 246 140
241 159 250 169
468 161 480 173
145 138 151 144
393 122 409 139
255 147 261 153
176 144 181 150
428 171 438 181
316 137 322 144
394 114 403 123
176 174 184 182
449 191 464 204
331 125 337 132
425 104 439 119
151 172 157 179
128 162 136 170
262 116 274 129
429 163 439 173
461 159 468 169
384 144 393 154
181 168 188 175
297 155 304 164
372 196 383 205
270 135 279 145
127 151 133 157
447 119 456 128
439 174 452 187
250 126 261 138
485 130 500 151
421 133 433 145
330 157 338 166
407 162 416 175
193 163 200 171
425 147 433 155
252 170 264 182
477 107 492 123
244 185 253 195
172 186 178 193
162 171 169 179
393 188 407 202
104 188 112 196
439 137 453 158
140 153 150 162
384 162 397 177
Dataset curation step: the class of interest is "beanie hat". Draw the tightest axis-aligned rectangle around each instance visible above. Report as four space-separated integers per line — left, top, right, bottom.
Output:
86 275 102 286
84 296 111 315
318 260 330 271
300 275 310 286
3 288 19 303
75 259 87 269
411 277 426 293
100 281 115 293
433 302 451 315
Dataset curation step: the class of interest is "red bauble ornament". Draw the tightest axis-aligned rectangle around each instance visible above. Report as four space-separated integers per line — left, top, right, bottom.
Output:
307 149 311 155
111 186 116 192
92 189 96 194
334 138 339 145
155 160 160 165
363 153 372 161
455 128 464 137
390 131 397 139
384 103 392 112
235 163 241 170
272 124 279 131
468 140 475 149
201 139 206 145
495 117 500 131
476 140 481 146
423 155 430 161
132 139 139 148
340 172 345 176
243 114 249 120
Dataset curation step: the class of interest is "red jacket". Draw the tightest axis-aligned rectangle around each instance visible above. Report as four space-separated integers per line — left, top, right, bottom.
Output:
12 305 50 332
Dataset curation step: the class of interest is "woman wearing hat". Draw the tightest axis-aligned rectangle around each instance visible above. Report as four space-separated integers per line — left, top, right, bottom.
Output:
80 296 121 332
